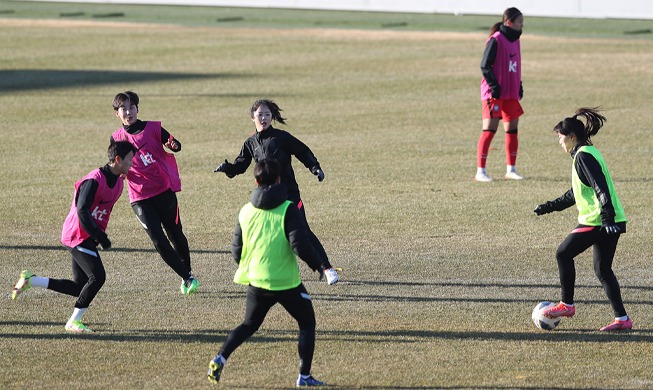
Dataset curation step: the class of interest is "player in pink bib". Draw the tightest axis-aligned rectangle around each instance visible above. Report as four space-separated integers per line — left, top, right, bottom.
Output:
476 7 525 182
110 91 199 295
11 141 136 333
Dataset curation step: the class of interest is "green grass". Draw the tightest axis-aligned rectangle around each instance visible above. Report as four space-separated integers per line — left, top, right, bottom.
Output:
2 2 653 389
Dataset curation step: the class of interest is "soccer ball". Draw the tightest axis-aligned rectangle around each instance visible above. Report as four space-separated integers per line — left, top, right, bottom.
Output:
531 301 561 330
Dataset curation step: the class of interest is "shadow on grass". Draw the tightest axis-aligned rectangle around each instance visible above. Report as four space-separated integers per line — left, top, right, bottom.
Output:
340 279 653 292
2 322 651 344
0 69 246 92
0 244 228 254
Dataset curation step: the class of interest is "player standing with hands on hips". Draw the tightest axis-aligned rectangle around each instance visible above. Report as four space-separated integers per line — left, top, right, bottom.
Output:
476 7 525 182
208 159 327 387
534 107 631 331
110 91 199 295
214 99 339 285
11 141 136 333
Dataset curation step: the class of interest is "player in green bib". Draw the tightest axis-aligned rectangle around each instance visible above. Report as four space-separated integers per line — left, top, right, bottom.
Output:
208 159 328 387
534 107 631 331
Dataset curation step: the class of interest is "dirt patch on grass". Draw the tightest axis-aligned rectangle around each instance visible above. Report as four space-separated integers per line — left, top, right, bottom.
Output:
0 17 486 40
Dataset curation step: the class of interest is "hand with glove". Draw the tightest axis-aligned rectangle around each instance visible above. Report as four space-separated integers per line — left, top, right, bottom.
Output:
491 85 501 99
534 202 554 216
98 236 112 251
603 223 622 235
214 159 236 178
311 166 325 182
519 82 524 100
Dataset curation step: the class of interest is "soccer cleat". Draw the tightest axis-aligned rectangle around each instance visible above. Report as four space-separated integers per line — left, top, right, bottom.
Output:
324 268 339 285
505 170 524 180
180 277 200 295
474 172 493 182
12 270 34 300
543 301 576 318
296 375 325 387
207 357 225 384
65 320 93 333
599 318 632 331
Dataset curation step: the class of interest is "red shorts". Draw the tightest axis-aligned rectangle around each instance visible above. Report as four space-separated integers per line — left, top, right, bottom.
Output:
482 99 524 122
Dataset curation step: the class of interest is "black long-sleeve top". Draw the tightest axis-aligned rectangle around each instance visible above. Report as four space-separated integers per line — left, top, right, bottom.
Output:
228 127 321 198
231 183 323 272
545 145 620 226
75 165 119 243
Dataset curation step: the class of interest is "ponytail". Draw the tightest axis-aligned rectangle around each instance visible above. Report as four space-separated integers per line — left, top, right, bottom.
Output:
554 107 606 145
491 7 523 36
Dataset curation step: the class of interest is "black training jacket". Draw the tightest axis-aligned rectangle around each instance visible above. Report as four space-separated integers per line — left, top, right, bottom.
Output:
229 127 321 198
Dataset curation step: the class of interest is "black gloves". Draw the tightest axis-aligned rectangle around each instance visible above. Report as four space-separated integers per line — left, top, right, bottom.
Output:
98 236 112 251
491 85 501 99
311 166 325 182
603 224 622 235
519 82 524 99
534 202 554 216
214 159 236 178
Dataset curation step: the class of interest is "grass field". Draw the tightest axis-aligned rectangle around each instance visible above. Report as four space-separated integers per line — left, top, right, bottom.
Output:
2 2 653 389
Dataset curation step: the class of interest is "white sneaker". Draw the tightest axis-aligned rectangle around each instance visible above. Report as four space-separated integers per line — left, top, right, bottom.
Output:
474 172 493 182
505 171 524 180
324 268 339 285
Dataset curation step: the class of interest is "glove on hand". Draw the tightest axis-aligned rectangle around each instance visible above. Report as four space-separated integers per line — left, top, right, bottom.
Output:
603 224 621 235
534 203 554 216
491 85 501 99
214 159 236 178
519 82 524 99
99 236 112 251
311 167 325 182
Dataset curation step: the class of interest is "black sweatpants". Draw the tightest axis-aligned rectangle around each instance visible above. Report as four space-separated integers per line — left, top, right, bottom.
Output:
288 194 331 269
219 284 317 375
131 189 192 279
48 239 106 309
556 224 627 317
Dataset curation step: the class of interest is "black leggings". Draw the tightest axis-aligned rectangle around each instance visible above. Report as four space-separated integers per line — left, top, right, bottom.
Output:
288 194 331 269
48 239 106 309
132 190 191 279
219 284 317 375
556 225 627 317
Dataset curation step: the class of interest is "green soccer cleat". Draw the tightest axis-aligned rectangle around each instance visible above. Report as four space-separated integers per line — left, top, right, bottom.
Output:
207 357 225 384
65 320 93 333
181 276 200 296
12 270 34 300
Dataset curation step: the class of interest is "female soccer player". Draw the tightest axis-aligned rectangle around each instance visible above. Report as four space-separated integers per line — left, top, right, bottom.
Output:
110 91 199 295
214 99 339 285
534 107 631 331
11 141 136 333
476 7 525 182
208 159 326 386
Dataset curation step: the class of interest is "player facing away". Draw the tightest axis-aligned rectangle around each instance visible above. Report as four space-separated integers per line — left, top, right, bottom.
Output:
214 99 339 285
11 141 136 333
110 91 199 295
208 159 327 387
534 107 631 331
476 7 525 182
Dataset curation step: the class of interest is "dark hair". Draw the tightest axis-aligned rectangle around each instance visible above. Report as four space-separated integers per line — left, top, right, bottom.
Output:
113 91 139 111
254 159 281 186
490 7 522 35
251 99 286 125
554 107 606 146
108 140 137 163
